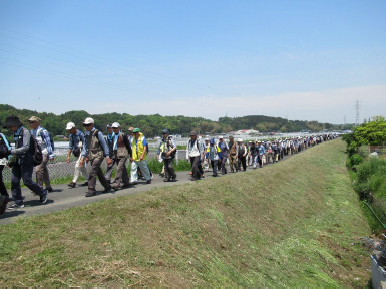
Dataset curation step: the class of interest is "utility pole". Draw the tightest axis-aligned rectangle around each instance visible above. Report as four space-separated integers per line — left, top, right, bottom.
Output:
355 100 360 126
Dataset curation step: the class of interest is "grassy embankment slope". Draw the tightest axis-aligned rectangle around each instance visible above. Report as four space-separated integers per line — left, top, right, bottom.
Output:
0 139 371 286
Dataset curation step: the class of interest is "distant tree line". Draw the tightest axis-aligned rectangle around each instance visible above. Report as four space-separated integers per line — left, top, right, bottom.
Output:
0 104 348 138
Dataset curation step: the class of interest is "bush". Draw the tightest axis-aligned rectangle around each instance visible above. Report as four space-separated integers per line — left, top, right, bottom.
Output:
354 158 386 200
349 154 363 168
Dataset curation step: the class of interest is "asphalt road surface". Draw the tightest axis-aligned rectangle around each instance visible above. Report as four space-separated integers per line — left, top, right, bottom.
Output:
0 169 230 225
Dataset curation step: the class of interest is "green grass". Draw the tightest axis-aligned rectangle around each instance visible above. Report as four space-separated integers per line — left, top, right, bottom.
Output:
0 139 371 286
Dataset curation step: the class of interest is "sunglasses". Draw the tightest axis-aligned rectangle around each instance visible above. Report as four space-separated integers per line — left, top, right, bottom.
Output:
83 123 92 127
28 121 36 124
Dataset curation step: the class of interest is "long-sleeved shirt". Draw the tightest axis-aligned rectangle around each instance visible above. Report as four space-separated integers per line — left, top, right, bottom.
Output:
206 145 222 161
82 127 109 158
12 126 30 155
258 145 266 155
68 129 85 151
31 126 55 159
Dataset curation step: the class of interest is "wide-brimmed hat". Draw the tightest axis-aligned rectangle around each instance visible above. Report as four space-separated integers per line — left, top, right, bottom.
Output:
28 116 41 122
3 116 23 128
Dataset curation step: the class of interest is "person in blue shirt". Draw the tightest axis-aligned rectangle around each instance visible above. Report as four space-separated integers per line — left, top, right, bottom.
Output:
66 122 89 188
104 124 116 184
79 117 112 197
0 131 12 214
257 141 266 168
28 116 54 192
205 138 221 177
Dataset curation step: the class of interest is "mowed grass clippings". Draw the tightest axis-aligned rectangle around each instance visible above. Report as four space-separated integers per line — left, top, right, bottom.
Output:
0 139 371 286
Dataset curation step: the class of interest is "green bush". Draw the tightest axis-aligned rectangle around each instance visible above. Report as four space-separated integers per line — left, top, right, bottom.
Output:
349 154 363 168
354 158 386 201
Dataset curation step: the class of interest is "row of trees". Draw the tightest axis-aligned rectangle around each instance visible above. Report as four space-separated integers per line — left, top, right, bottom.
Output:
1 104 344 138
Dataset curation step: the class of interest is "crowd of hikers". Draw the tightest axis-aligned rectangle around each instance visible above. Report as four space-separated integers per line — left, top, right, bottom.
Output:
0 115 338 215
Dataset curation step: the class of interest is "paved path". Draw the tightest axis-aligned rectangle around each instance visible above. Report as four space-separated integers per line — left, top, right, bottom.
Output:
0 169 231 225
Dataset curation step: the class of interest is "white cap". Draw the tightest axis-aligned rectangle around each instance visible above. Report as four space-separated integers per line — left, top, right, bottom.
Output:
238 138 243 142
205 137 210 140
219 135 224 139
112 122 120 128
83 117 94 125
66 122 75 130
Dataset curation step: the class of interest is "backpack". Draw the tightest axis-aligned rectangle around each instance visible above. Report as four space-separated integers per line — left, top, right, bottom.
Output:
0 133 10 159
37 128 55 151
20 129 43 167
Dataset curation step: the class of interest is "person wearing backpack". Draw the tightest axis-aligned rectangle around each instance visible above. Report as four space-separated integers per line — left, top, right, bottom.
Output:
205 138 221 177
186 131 203 181
28 116 54 192
66 122 89 188
3 116 48 210
158 129 177 182
0 132 12 214
79 117 112 197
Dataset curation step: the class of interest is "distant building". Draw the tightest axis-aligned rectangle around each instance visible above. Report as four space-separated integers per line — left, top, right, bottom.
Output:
231 129 260 136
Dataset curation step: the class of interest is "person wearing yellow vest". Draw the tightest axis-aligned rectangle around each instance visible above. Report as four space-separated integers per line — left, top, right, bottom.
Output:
129 128 151 185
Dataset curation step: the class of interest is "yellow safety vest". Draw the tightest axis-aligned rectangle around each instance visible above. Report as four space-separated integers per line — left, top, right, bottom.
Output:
131 134 147 161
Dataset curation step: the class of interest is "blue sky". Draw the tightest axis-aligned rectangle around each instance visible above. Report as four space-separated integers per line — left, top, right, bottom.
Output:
0 0 385 124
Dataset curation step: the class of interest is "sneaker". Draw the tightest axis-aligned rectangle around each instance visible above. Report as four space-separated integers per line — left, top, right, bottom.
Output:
163 178 170 182
68 182 76 188
171 178 177 182
40 190 48 204
121 184 131 189
146 180 151 184
129 182 138 185
191 178 196 181
81 182 88 186
8 203 24 210
113 185 119 191
85 192 96 197
103 186 112 193
150 171 153 180
201 174 205 178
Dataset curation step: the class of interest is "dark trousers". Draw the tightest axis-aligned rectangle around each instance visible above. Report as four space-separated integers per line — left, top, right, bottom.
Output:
211 160 218 176
237 156 247 171
88 158 109 194
163 158 176 180
258 155 263 167
11 164 44 205
0 165 9 197
189 156 201 179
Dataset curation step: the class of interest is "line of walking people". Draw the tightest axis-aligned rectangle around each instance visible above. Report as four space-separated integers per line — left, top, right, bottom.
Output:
185 131 338 180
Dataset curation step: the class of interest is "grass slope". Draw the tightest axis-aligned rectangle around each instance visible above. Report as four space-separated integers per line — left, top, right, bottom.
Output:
0 139 371 286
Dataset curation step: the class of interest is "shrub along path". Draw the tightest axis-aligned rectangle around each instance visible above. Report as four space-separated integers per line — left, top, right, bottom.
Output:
0 139 372 286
